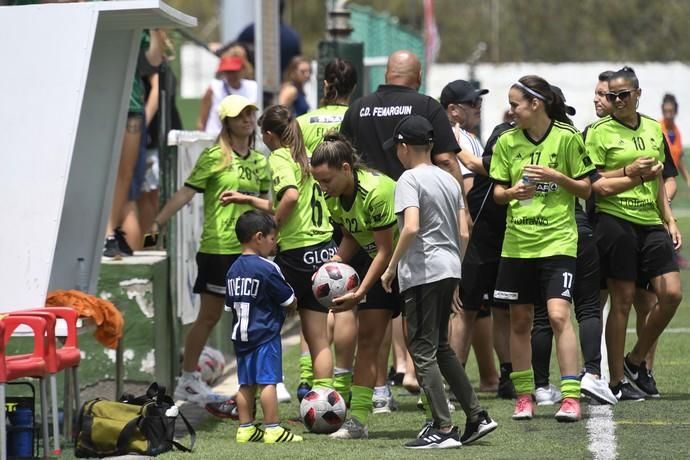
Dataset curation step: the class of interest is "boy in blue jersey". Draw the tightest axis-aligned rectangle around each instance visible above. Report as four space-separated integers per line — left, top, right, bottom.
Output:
225 210 302 443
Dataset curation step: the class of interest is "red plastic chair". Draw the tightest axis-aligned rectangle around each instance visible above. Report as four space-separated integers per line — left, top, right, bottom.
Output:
0 315 50 460
14 307 81 456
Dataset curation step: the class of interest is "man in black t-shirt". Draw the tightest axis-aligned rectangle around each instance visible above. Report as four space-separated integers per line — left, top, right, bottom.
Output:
340 50 461 182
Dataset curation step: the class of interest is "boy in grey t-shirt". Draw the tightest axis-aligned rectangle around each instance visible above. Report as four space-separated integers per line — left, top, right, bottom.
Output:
381 115 497 449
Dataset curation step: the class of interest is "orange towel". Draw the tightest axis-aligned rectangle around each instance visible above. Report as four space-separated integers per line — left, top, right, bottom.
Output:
46 290 124 349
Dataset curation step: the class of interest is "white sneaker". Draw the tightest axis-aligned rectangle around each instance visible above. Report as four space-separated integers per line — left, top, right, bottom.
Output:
173 372 227 405
372 394 398 414
330 418 369 439
276 382 292 403
534 384 561 406
580 373 617 405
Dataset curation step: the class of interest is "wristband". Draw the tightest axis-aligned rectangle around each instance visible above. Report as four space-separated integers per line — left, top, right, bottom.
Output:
623 166 627 176
640 176 644 183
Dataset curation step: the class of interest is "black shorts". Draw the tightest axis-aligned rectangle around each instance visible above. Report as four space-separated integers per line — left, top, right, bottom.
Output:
463 218 504 266
275 240 337 312
460 260 508 316
193 252 240 297
494 256 576 305
351 249 401 318
595 213 678 282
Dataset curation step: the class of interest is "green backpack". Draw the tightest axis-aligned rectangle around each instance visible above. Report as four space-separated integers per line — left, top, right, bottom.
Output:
75 383 195 457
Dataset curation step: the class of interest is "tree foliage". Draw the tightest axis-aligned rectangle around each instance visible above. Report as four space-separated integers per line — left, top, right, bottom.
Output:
165 0 690 63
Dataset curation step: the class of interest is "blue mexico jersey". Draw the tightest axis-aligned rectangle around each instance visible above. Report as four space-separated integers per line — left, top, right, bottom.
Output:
224 254 295 354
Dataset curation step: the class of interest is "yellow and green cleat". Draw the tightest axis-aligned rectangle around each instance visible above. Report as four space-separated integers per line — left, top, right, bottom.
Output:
264 425 303 443
236 424 265 443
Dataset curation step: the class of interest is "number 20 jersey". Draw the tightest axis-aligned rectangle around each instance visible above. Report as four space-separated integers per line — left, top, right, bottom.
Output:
269 147 333 251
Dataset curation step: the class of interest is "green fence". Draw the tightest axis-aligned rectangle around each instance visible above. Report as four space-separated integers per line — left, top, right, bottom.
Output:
349 3 426 94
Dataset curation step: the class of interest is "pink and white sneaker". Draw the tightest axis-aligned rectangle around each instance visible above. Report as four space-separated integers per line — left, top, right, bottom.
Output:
555 397 581 422
512 394 534 420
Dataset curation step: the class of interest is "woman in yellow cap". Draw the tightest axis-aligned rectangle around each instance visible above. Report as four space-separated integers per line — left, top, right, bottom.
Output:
153 95 269 412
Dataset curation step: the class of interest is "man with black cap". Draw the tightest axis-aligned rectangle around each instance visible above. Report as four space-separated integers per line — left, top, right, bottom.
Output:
440 80 488 193
340 49 465 415
381 115 498 449
340 50 461 182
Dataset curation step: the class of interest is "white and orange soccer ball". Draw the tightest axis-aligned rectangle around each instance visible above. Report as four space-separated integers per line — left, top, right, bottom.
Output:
299 388 347 433
311 262 360 308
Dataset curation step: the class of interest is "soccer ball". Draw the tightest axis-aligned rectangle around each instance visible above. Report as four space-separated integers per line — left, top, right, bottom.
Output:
197 346 225 386
299 388 347 434
311 262 360 308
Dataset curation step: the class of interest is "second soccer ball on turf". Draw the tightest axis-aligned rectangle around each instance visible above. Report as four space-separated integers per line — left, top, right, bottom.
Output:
311 262 360 308
300 388 347 433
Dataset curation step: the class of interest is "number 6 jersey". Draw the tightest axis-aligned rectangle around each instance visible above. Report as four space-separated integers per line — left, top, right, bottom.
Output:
269 147 333 251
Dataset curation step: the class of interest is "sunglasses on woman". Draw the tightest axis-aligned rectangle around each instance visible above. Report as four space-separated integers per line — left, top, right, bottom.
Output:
605 90 635 102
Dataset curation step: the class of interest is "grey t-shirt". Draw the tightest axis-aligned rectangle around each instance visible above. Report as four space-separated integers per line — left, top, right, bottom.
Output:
394 164 464 292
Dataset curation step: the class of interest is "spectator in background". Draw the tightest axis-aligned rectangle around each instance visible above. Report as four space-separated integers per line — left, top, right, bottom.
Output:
279 56 312 117
233 0 301 76
660 93 690 191
138 30 182 237
104 29 164 258
198 51 258 136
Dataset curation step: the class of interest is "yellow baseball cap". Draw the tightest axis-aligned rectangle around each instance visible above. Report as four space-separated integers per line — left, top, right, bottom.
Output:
217 95 258 120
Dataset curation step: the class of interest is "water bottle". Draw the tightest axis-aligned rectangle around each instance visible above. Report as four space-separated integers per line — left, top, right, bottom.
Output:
8 406 33 457
520 175 532 206
76 257 88 292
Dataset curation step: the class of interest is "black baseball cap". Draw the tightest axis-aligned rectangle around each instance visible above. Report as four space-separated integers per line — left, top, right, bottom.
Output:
550 85 576 116
440 80 489 108
382 115 434 151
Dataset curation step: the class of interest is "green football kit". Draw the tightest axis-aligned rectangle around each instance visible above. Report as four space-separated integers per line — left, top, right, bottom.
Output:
269 147 333 251
325 169 398 258
297 105 348 153
185 145 270 254
585 114 665 225
489 121 596 258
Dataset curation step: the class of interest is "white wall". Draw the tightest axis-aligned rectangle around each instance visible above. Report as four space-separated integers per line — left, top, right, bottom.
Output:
427 62 690 145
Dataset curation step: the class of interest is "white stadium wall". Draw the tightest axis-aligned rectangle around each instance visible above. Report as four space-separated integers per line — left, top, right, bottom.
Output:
427 62 690 145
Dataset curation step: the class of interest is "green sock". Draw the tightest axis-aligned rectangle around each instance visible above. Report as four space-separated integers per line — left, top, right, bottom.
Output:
299 354 314 385
510 369 535 396
350 385 373 425
333 370 352 398
312 377 334 389
560 376 581 399
420 392 432 420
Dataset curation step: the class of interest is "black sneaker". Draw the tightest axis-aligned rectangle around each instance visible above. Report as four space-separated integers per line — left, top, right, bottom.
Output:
638 367 660 398
205 398 239 419
405 426 462 449
114 227 134 256
610 378 646 401
497 375 516 399
460 410 498 444
296 382 312 403
624 355 660 398
103 236 121 258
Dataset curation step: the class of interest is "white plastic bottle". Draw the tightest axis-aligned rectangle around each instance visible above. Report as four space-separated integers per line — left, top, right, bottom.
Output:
520 176 532 206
